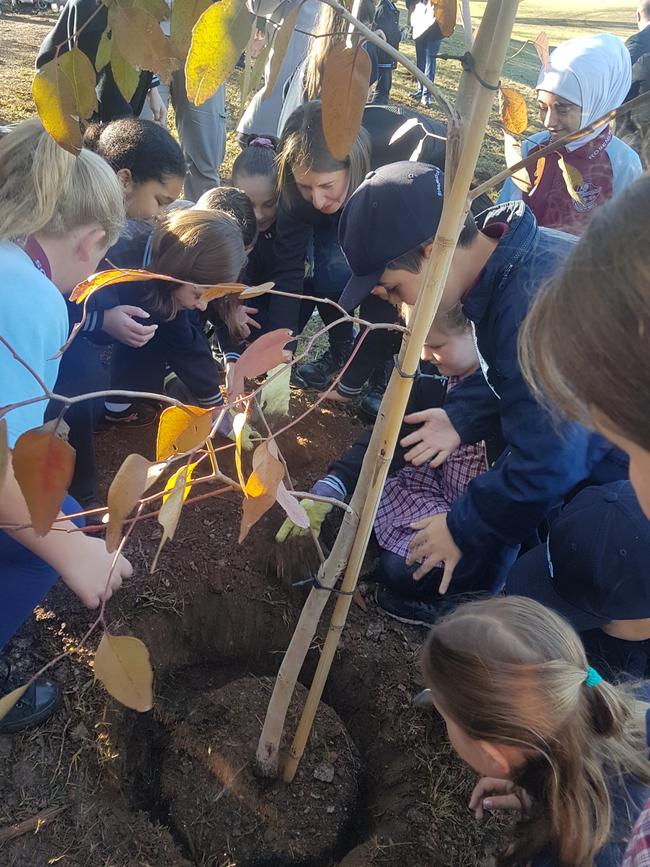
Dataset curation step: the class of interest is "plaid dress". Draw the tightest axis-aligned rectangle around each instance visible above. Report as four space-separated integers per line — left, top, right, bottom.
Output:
374 378 488 559
624 800 650 867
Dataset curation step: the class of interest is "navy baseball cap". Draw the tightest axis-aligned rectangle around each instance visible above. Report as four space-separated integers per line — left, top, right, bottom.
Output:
507 481 650 631
338 161 445 311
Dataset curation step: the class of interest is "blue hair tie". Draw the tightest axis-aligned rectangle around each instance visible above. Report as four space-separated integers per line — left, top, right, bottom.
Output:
584 666 603 688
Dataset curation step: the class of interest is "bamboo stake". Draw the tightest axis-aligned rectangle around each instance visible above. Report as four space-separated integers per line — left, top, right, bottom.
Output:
282 0 521 784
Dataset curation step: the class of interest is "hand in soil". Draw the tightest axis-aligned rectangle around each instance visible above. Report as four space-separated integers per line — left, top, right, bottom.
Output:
407 512 461 589
469 777 530 820
276 498 332 541
60 536 133 608
400 408 461 467
318 388 352 403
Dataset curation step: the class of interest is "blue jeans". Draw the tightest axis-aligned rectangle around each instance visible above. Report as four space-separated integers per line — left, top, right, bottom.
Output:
0 495 83 651
415 30 442 96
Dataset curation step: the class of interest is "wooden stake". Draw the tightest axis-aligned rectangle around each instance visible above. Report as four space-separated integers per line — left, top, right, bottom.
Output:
282 0 521 784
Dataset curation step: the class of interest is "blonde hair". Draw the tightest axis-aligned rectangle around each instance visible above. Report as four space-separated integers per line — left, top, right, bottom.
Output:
0 118 124 246
149 208 247 336
433 302 471 336
422 596 650 867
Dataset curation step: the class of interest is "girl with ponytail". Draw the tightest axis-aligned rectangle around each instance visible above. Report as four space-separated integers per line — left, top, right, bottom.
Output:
422 596 650 866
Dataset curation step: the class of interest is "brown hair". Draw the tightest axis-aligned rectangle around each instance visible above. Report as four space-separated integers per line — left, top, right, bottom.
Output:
386 214 479 273
432 301 471 336
148 209 247 337
422 596 650 867
195 186 258 249
277 101 371 210
302 0 376 102
518 173 650 452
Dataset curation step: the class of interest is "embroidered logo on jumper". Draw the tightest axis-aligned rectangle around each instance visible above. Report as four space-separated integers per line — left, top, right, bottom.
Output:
573 182 602 212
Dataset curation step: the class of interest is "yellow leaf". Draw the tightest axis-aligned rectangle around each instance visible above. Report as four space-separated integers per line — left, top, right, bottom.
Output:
70 268 180 305
170 0 212 59
96 29 112 72
151 463 190 570
239 281 274 300
59 46 98 120
185 0 254 106
162 461 198 505
156 405 213 461
500 87 529 135
0 419 7 490
12 427 75 536
94 633 153 712
0 684 28 723
239 441 284 542
32 59 82 154
110 43 140 102
199 282 249 303
106 454 165 553
558 155 585 205
110 5 178 81
261 3 300 100
232 412 247 489
434 0 457 38
322 44 372 160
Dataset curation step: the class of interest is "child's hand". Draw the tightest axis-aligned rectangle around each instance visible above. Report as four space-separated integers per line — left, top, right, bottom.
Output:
469 777 530 820
61 536 133 608
400 408 461 467
318 388 352 404
407 512 461 590
235 305 261 339
225 362 237 400
103 306 158 348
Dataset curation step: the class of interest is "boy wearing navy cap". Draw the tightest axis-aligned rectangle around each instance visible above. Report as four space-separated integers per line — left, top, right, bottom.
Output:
507 480 650 680
338 162 626 599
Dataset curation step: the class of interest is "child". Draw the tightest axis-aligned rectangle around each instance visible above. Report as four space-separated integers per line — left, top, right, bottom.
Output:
499 33 641 235
336 161 625 598
507 480 650 681
371 0 401 105
0 120 131 731
422 595 650 866
519 171 650 520
195 186 258 253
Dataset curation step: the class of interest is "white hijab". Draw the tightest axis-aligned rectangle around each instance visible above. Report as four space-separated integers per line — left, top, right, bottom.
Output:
537 33 632 151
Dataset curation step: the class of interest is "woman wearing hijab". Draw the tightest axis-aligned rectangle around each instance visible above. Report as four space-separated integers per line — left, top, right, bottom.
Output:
499 33 642 235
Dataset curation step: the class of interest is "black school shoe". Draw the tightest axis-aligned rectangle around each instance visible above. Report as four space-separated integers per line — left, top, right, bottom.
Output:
102 401 159 428
375 585 447 627
0 659 61 734
293 340 353 391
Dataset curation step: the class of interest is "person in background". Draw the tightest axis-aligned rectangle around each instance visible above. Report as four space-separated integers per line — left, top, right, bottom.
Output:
617 0 650 167
0 120 131 732
507 481 650 682
406 1 443 106
499 33 641 235
372 0 402 105
422 596 650 867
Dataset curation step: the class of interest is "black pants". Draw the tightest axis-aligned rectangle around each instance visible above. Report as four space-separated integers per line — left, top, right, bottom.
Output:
371 66 393 105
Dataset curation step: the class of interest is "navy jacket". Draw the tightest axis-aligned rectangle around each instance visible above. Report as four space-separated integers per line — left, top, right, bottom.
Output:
444 203 623 573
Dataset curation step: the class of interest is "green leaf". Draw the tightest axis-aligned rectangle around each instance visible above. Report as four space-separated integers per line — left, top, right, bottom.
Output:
110 5 177 81
170 0 211 59
32 58 83 154
59 46 98 120
261 3 300 101
185 0 254 106
110 43 140 102
96 29 112 72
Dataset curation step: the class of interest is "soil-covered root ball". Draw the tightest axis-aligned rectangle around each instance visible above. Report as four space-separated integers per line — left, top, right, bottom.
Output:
160 676 360 866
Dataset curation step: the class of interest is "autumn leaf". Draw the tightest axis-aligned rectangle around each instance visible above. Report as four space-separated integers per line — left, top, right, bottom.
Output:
162 461 198 504
185 0 253 106
500 86 529 135
434 0 457 38
156 405 213 461
70 268 180 305
558 156 585 205
59 46 98 120
150 463 191 570
261 3 300 100
106 454 165 553
534 31 550 71
13 426 75 536
170 0 211 59
322 44 372 160
110 43 140 102
232 412 247 489
275 481 310 529
32 58 83 154
94 633 153 712
199 282 251 303
0 419 7 490
133 0 170 22
0 685 28 723
239 441 284 542
110 5 178 81
230 328 293 398
96 29 112 72
239 281 274 300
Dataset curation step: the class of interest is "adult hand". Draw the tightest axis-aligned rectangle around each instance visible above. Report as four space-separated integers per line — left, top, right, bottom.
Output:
276 499 332 542
235 304 261 339
318 388 352 404
400 408 461 467
407 512 461 589
147 87 167 127
62 537 133 608
103 306 158 348
469 778 530 821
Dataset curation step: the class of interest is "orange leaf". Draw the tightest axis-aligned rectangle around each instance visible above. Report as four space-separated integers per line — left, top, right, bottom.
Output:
239 441 284 542
94 633 153 712
261 3 301 100
70 268 180 305
500 86 529 135
434 0 457 38
12 426 75 536
109 5 178 81
322 44 372 160
156 405 213 461
230 328 293 398
534 31 550 71
106 454 165 553
239 281 274 300
199 282 249 303
232 411 247 489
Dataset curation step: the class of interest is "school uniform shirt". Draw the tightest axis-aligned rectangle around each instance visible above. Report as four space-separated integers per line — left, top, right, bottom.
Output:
0 241 67 447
